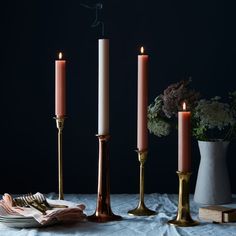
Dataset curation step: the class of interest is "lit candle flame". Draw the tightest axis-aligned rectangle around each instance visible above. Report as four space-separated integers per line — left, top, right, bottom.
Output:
59 52 62 60
183 102 186 111
140 46 144 54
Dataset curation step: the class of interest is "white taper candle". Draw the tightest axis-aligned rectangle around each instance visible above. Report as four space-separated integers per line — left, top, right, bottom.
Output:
98 39 109 135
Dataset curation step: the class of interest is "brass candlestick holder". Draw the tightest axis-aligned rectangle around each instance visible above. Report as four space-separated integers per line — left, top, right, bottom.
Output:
168 171 199 227
88 134 122 223
54 117 65 200
128 150 156 216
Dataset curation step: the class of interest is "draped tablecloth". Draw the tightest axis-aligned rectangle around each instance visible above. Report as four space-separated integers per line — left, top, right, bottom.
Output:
1 193 236 236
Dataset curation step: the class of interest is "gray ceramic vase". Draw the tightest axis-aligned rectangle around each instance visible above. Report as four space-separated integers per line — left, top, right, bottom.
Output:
194 140 231 205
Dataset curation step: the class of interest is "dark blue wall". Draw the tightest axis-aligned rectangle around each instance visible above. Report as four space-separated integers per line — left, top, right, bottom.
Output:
1 0 235 194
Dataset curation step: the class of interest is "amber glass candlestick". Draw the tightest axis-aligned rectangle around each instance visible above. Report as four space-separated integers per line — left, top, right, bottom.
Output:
128 150 156 216
54 117 65 200
88 135 122 223
168 171 199 227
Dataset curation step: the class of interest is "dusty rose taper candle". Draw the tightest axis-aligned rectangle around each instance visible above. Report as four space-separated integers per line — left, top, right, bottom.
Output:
98 39 109 135
55 52 66 117
137 47 148 151
178 102 191 172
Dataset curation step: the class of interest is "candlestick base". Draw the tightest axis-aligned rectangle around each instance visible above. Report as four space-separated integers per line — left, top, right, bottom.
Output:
128 203 156 216
54 116 65 200
88 134 122 223
128 150 156 216
168 218 199 227
88 213 122 223
168 171 199 227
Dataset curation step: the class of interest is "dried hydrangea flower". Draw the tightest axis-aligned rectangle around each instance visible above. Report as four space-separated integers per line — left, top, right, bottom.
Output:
147 79 200 137
148 96 171 137
162 79 200 118
148 118 171 137
192 98 235 140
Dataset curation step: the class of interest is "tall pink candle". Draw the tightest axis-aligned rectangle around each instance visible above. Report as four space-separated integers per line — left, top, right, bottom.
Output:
178 102 191 172
55 52 66 117
137 47 148 151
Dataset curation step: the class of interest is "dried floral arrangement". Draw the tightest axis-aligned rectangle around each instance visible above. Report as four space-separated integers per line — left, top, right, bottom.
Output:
148 79 236 141
192 93 236 141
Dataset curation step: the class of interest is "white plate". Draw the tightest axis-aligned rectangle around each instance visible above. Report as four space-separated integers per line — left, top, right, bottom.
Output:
0 218 35 222
0 219 42 228
0 215 33 220
0 215 57 228
0 218 57 228
0 196 81 228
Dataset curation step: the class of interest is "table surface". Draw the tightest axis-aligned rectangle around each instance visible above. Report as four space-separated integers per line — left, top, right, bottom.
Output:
1 193 236 236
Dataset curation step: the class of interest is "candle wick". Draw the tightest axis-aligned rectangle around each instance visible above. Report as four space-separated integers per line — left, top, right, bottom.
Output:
80 2 105 37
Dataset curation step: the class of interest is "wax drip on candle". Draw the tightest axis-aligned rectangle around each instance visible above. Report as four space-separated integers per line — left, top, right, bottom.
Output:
80 2 105 37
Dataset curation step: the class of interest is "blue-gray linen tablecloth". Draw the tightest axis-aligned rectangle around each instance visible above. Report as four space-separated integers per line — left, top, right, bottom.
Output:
1 193 236 236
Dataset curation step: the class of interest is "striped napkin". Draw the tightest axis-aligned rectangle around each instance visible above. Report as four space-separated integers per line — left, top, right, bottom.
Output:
1 193 87 225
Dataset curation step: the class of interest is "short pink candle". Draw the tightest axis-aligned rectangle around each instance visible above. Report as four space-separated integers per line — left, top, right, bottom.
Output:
137 47 148 151
55 52 66 117
178 102 191 172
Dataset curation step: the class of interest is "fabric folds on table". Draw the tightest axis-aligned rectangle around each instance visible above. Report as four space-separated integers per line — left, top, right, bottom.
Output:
0 193 236 236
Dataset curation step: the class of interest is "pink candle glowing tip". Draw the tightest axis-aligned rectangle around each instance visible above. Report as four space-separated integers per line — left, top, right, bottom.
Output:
178 102 191 172
55 52 66 117
137 47 148 151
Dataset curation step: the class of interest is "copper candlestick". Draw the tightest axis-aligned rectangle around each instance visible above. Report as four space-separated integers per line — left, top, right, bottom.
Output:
168 171 199 227
54 117 65 200
87 134 122 223
128 150 156 216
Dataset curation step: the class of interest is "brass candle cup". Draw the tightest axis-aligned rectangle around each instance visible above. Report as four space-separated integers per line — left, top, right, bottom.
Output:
87 134 122 223
54 116 65 200
128 150 156 216
168 171 199 227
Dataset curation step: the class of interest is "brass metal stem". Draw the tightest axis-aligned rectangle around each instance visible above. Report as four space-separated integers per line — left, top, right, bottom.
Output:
55 117 65 200
168 171 199 227
128 150 156 216
139 152 145 207
87 134 122 223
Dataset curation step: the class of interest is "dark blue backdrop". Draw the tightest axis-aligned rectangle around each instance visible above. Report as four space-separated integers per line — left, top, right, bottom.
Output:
1 0 235 194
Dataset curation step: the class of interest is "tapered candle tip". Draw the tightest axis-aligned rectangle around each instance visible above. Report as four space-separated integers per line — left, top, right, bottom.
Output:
183 102 186 111
140 47 144 54
59 52 62 59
